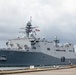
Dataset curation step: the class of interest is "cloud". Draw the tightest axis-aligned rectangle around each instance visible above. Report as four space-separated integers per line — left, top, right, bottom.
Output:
0 0 76 48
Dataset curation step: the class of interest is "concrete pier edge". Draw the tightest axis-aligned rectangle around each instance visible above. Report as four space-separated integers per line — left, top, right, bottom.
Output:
0 65 76 75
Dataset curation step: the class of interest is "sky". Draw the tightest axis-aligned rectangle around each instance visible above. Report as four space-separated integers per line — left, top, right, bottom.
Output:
0 0 76 48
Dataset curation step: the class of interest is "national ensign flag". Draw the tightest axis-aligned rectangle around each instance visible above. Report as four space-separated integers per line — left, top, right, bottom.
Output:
35 29 40 31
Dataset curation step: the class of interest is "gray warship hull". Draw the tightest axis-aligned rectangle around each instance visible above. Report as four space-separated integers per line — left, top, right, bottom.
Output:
0 49 76 67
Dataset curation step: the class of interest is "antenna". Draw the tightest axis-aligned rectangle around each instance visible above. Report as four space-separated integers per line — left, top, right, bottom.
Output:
30 16 32 23
54 35 60 47
55 35 57 40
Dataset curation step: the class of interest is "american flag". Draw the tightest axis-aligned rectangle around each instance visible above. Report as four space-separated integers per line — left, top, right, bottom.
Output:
35 29 40 31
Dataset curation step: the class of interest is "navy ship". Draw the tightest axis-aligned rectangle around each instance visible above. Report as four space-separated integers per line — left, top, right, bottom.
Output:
0 18 76 67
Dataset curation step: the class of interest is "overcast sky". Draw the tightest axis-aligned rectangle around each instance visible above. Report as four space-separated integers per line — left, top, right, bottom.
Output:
0 0 76 48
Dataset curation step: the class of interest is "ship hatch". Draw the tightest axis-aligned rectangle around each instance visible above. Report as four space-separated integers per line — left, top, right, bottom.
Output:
0 55 7 61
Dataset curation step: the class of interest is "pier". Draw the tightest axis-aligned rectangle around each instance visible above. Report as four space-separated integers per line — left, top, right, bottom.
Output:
0 65 76 75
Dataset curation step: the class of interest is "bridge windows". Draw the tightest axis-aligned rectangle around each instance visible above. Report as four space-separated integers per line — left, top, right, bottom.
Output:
47 48 50 50
56 50 66 52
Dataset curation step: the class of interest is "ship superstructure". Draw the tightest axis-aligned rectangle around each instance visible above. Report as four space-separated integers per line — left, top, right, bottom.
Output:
0 18 76 67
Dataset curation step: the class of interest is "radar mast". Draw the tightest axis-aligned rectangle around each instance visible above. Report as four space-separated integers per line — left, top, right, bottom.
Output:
20 16 40 38
26 16 32 37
